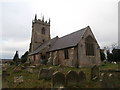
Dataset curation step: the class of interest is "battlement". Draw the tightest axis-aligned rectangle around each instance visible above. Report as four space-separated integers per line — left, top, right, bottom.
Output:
32 14 50 26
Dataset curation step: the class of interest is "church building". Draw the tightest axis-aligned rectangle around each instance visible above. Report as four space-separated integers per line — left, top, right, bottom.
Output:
28 15 101 67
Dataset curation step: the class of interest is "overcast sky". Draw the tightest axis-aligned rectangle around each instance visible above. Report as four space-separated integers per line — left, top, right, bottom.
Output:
0 0 119 59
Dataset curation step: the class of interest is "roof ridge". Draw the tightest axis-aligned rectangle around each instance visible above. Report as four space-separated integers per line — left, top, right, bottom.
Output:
48 26 89 52
58 26 88 39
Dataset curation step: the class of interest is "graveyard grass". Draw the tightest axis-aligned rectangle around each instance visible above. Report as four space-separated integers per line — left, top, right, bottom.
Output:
3 63 120 88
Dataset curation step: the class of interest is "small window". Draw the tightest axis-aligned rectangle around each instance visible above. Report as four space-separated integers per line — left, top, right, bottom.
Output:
41 27 45 34
64 49 69 59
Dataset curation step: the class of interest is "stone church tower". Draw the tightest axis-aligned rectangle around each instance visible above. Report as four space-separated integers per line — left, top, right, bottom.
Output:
29 14 51 53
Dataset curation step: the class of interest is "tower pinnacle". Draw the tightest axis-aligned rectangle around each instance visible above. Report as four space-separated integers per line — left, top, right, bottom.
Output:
35 14 37 20
48 18 50 24
42 15 44 22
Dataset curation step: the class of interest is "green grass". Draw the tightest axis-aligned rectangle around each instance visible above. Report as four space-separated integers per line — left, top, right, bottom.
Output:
5 65 51 88
99 63 119 70
2 63 120 88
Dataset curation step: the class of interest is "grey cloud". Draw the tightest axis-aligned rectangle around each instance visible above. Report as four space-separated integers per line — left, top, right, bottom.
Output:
1 2 33 41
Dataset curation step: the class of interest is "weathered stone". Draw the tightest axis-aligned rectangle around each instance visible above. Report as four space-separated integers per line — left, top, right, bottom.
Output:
21 66 26 69
27 68 33 73
47 67 54 79
13 67 22 73
108 74 118 88
38 68 49 80
66 70 79 86
101 72 119 88
101 73 108 88
91 65 99 80
28 65 36 68
78 71 86 82
2 67 7 71
101 73 117 88
23 62 30 67
57 65 64 72
101 73 116 88
38 67 54 80
35 64 41 68
52 71 65 88
47 57 53 66
14 76 23 83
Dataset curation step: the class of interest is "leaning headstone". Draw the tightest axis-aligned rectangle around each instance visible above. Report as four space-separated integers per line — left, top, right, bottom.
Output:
21 66 26 69
13 67 22 73
101 73 108 88
47 67 54 79
66 70 79 86
52 71 65 88
23 62 30 67
91 65 99 80
101 73 115 88
78 71 86 82
100 73 116 88
28 65 36 68
38 68 49 80
14 76 23 83
107 74 117 88
2 67 7 71
27 68 33 73
57 65 64 72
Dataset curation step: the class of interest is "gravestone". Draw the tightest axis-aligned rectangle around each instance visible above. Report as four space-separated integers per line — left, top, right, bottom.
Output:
47 67 54 79
2 67 7 71
14 76 23 83
38 68 49 80
21 66 26 69
57 65 64 72
66 70 79 86
38 67 54 80
91 65 99 80
78 71 86 82
23 62 30 67
101 73 116 88
27 68 33 73
13 67 22 73
52 71 65 88
101 73 108 88
107 74 117 88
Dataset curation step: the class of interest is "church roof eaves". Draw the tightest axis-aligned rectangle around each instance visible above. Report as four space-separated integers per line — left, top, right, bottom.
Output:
28 36 59 55
48 26 89 52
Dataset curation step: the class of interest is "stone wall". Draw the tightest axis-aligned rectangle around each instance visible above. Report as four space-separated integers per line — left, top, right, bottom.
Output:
51 47 76 67
28 53 41 65
30 18 50 53
49 27 101 67
78 27 101 67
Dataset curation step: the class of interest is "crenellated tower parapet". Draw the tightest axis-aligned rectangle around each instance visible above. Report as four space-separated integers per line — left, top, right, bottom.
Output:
29 14 51 52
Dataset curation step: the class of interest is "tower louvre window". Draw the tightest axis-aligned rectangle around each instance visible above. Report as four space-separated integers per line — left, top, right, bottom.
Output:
42 27 45 34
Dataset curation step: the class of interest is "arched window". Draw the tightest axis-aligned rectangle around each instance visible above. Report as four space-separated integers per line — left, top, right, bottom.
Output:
85 36 95 56
64 49 69 59
41 27 45 34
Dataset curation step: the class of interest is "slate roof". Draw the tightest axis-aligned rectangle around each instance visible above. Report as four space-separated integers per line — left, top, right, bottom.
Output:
48 26 89 52
29 26 89 55
28 36 59 55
